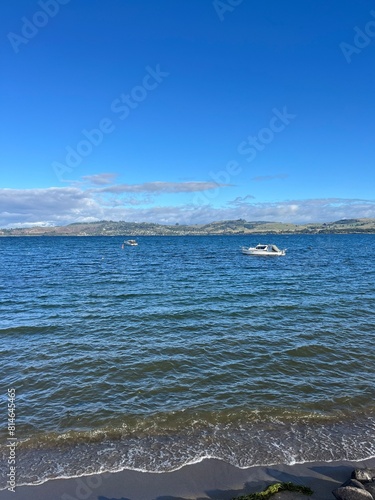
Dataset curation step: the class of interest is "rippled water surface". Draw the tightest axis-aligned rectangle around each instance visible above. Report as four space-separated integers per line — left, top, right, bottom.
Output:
0 234 374 487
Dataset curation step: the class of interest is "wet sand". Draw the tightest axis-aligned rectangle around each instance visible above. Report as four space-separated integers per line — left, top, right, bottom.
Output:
1 457 375 500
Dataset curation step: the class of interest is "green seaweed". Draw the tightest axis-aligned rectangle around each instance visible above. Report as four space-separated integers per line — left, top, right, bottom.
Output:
232 481 313 500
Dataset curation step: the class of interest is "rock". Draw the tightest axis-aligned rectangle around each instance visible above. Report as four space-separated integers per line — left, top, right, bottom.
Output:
364 484 375 498
352 469 375 483
332 486 374 500
341 479 367 490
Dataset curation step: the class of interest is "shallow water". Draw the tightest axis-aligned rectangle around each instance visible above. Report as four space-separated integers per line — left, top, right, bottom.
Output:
0 234 374 487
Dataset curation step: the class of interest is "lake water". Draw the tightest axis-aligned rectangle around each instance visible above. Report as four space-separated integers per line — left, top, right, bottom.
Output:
0 234 374 488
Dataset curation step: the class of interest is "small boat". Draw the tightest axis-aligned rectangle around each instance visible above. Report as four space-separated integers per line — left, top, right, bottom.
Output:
241 243 286 256
123 239 138 246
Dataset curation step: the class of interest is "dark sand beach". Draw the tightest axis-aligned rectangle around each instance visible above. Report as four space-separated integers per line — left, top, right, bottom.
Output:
1 457 375 500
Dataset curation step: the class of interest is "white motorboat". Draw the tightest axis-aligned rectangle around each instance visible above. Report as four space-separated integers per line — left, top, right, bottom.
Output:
123 239 138 246
241 243 286 256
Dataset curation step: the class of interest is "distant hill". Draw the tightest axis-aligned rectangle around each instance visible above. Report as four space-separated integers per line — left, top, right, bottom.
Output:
1 218 375 236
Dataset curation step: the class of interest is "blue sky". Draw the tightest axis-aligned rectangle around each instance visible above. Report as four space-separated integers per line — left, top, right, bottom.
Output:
1 0 375 227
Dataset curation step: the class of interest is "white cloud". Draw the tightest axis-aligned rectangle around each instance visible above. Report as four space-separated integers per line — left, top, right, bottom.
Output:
82 173 118 185
220 198 375 224
0 188 374 228
96 181 232 194
228 195 256 206
0 188 97 227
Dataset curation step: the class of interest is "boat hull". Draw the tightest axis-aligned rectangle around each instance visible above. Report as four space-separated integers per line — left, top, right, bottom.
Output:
241 246 286 256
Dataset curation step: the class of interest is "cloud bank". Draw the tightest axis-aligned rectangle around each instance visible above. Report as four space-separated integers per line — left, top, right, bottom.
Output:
1 187 374 228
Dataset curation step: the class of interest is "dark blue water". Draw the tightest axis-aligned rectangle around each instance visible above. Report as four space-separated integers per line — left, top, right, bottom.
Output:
0 234 374 487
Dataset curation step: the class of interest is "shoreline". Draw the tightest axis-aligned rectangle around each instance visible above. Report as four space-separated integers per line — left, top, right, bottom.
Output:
1 457 375 500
